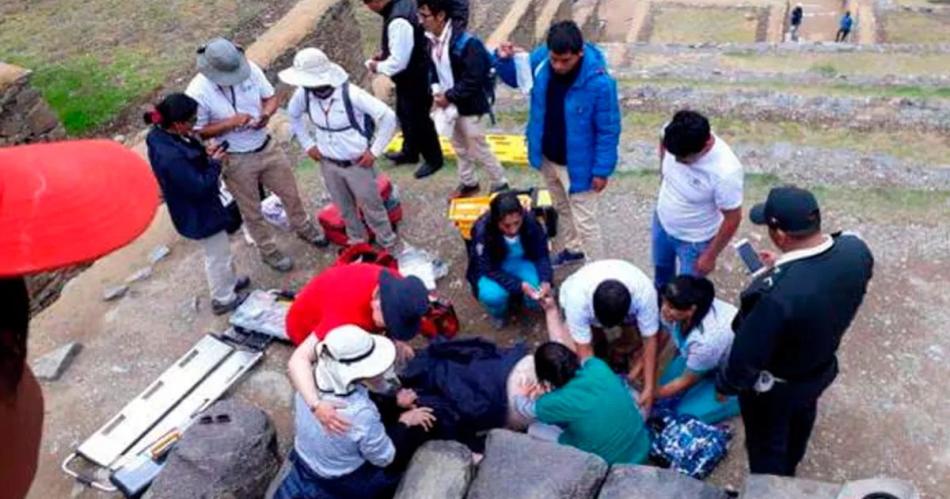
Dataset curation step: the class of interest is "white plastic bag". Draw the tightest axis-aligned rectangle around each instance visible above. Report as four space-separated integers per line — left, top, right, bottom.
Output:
514 52 534 95
431 104 459 137
261 194 290 231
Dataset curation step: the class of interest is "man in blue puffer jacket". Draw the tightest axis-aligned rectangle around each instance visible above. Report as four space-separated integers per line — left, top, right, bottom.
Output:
494 21 621 265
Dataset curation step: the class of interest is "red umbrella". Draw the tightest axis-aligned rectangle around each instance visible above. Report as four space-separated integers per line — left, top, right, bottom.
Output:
0 140 159 276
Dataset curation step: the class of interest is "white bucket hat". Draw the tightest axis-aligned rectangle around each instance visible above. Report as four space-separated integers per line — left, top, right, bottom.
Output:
196 37 251 86
278 48 349 88
314 325 396 396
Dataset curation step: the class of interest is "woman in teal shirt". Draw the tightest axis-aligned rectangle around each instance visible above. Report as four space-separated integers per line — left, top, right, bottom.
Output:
514 342 651 465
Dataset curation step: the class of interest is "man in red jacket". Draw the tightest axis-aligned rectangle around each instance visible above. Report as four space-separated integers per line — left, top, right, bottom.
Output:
286 263 429 352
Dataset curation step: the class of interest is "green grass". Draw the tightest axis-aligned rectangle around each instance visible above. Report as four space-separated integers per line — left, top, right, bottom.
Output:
651 7 759 44
720 53 950 79
885 12 950 44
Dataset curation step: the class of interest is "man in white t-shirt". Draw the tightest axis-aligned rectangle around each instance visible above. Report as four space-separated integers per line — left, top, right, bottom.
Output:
653 110 743 290
542 259 661 413
186 38 328 273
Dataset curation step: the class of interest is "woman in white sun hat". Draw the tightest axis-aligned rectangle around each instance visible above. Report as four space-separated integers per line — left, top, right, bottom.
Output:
276 325 433 499
281 48 402 253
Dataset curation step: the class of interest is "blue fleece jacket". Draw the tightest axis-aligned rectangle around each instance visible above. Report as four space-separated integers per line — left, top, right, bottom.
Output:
495 43 621 194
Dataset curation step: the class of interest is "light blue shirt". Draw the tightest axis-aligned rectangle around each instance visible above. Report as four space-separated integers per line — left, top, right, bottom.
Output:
293 387 395 478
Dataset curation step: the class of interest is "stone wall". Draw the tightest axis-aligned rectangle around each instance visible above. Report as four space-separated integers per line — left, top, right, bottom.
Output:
0 62 77 315
0 63 65 146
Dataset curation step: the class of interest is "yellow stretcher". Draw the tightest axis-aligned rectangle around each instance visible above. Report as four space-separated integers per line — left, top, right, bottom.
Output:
386 133 529 165
447 189 554 240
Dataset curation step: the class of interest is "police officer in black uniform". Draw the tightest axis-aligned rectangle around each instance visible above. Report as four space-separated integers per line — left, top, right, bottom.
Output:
716 185 874 476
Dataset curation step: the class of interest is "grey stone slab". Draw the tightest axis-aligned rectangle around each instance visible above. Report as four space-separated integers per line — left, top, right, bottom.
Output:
396 441 474 499
103 284 129 301
31 342 82 381
598 465 728 499
740 474 841 499
125 266 153 284
148 245 171 264
466 429 608 499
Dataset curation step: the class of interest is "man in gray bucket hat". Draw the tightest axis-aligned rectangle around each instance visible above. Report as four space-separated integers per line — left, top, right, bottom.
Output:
186 37 328 272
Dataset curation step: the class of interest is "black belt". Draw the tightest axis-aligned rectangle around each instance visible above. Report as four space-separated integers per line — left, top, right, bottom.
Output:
324 157 357 168
231 135 271 155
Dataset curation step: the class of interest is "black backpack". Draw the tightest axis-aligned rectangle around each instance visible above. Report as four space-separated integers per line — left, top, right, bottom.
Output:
304 82 376 144
450 32 497 124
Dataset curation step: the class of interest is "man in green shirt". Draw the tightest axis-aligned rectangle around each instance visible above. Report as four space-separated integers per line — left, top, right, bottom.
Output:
514 340 651 465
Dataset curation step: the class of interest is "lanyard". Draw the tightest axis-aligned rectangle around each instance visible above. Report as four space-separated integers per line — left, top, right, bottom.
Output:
217 85 238 113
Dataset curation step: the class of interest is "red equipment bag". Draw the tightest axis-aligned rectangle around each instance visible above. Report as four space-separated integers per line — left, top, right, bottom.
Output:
332 242 398 270
318 173 403 246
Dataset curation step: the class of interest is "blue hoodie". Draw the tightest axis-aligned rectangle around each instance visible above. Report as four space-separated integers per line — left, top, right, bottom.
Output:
495 43 621 194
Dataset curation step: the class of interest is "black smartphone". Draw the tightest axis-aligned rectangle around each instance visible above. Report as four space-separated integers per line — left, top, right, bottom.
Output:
219 140 230 152
734 238 764 275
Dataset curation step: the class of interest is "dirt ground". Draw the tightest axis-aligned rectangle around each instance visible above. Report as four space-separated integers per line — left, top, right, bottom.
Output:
25 139 950 497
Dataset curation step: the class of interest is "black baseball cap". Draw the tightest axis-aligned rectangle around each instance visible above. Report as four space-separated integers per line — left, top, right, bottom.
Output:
378 270 429 341
749 186 821 234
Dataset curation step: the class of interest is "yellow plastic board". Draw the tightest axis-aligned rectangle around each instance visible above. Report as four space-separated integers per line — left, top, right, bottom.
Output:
386 133 528 165
447 190 551 240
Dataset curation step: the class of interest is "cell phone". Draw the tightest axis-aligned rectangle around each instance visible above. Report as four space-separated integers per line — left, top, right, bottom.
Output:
733 238 764 275
219 140 230 151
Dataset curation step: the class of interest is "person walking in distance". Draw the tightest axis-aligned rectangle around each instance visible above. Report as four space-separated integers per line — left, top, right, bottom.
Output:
418 0 510 199
716 186 874 476
494 21 621 265
186 37 328 273
652 110 743 290
281 48 402 253
364 0 446 180
836 11 853 42
789 3 804 42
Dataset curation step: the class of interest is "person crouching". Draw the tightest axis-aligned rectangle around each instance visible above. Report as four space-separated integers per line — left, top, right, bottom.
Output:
281 48 402 252
275 326 405 499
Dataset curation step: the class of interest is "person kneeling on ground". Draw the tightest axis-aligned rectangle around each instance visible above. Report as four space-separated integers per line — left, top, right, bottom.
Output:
466 191 553 329
144 93 251 315
512 338 651 465
655 275 740 424
277 326 435 499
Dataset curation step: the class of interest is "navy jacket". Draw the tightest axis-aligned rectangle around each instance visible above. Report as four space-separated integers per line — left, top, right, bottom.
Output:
145 127 230 240
431 31 493 117
466 210 553 296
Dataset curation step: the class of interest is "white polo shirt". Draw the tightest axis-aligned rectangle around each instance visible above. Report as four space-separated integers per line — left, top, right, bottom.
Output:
675 299 738 373
656 134 744 242
185 61 275 153
559 260 659 344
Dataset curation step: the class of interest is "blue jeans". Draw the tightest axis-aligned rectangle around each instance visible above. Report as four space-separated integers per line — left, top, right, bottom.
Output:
651 212 712 290
477 258 540 318
274 450 400 499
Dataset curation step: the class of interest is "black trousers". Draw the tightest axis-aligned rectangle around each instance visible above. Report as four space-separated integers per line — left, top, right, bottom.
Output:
395 81 443 166
738 381 826 476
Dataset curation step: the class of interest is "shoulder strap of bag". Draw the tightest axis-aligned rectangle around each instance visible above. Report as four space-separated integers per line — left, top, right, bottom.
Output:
341 82 371 143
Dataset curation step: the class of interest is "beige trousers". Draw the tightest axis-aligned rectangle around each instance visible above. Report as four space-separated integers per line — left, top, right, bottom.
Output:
196 230 237 303
539 157 604 259
452 115 507 187
224 139 318 255
320 160 398 249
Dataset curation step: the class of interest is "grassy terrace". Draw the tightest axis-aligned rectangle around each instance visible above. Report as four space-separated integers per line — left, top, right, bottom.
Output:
650 7 759 44
616 76 950 100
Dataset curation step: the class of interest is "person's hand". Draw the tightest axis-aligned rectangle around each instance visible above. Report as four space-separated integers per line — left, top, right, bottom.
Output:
229 113 253 130
516 378 538 398
537 282 552 300
539 294 557 312
638 386 655 416
395 340 416 363
433 93 449 108
311 400 350 435
357 150 375 168
521 282 540 300
367 60 379 73
627 362 644 386
209 144 229 164
396 388 418 409
759 250 778 268
399 407 437 431
307 147 322 163
497 42 520 59
252 113 271 129
695 251 717 276
591 176 608 193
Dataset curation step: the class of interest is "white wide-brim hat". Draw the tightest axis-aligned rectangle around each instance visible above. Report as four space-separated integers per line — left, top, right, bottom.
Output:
278 47 349 88
314 325 396 396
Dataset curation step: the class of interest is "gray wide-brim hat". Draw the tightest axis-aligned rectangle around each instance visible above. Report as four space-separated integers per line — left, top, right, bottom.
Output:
197 37 251 86
278 47 349 88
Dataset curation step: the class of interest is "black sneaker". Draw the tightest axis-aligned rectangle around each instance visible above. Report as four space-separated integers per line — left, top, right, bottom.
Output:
212 290 250 316
385 152 419 165
413 162 443 179
552 249 586 267
234 276 251 292
489 182 511 193
449 182 480 200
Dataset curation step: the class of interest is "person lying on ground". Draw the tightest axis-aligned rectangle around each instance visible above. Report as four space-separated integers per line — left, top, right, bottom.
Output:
512 340 651 465
144 93 251 315
655 275 739 424
552 259 661 414
466 191 553 329
276 326 435 499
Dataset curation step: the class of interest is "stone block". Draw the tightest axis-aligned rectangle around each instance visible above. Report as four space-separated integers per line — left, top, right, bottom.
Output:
31 342 82 381
598 465 729 499
395 441 474 499
740 474 841 499
466 429 608 499
26 100 60 134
